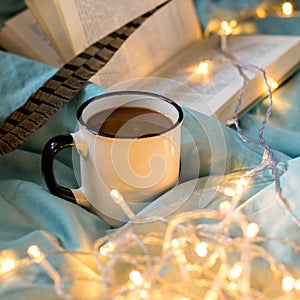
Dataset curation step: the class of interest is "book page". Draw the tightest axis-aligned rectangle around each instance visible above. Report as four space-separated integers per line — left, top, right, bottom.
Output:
25 0 74 61
89 0 201 88
0 27 34 58
145 34 300 121
53 0 173 54
0 10 63 67
108 34 300 122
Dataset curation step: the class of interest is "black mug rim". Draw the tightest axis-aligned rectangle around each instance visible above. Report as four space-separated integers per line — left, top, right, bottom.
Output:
77 90 184 139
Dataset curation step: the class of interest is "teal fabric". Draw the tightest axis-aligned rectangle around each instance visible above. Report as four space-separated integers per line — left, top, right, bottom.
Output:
0 0 25 28
194 0 300 34
0 1 300 298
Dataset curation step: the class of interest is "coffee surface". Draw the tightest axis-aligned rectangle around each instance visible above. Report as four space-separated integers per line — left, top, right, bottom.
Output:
86 106 173 136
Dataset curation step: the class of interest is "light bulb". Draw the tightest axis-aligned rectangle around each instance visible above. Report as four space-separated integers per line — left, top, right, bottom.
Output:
110 189 135 219
99 242 115 256
246 223 260 238
223 187 236 197
110 189 124 204
195 61 209 74
256 5 267 18
0 258 15 274
229 20 237 28
294 278 300 290
221 21 232 35
219 200 232 212
229 263 243 280
282 2 293 16
204 289 218 300
267 78 279 92
195 242 208 257
27 245 42 259
171 238 180 248
139 289 148 298
282 275 295 292
235 177 249 195
129 270 143 286
227 282 238 291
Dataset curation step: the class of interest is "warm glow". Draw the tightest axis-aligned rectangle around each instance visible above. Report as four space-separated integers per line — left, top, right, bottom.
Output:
110 189 135 219
110 189 123 204
129 270 143 286
227 282 239 291
282 275 295 292
99 242 115 256
229 263 243 280
246 223 260 238
256 5 267 18
282 2 294 16
204 289 218 300
219 200 232 212
267 78 279 91
139 289 148 298
235 185 243 195
0 258 15 274
0 158 298 299
27 245 42 259
207 252 219 267
229 19 238 28
223 187 236 197
171 238 180 248
235 177 249 195
195 242 208 257
294 278 300 290
221 21 232 35
238 177 249 186
195 61 210 74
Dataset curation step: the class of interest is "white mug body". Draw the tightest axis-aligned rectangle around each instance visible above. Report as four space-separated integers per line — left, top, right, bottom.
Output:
43 91 183 227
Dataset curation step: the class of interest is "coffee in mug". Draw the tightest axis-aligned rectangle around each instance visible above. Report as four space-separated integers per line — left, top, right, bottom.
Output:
86 106 173 137
42 91 183 227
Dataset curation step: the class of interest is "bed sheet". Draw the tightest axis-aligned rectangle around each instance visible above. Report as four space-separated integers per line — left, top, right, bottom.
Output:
0 1 300 299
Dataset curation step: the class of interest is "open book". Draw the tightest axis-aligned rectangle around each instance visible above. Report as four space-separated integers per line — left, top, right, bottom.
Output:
0 0 300 123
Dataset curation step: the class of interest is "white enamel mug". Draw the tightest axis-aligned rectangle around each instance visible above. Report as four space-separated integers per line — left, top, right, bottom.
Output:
42 91 183 227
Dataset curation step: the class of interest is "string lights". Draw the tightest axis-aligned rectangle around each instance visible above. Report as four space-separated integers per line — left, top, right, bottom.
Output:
281 2 294 16
219 21 232 51
195 60 210 75
1 177 299 299
205 1 298 37
1 1 300 299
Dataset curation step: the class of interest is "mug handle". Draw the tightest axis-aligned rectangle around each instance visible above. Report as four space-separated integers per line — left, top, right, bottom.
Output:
41 134 77 203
